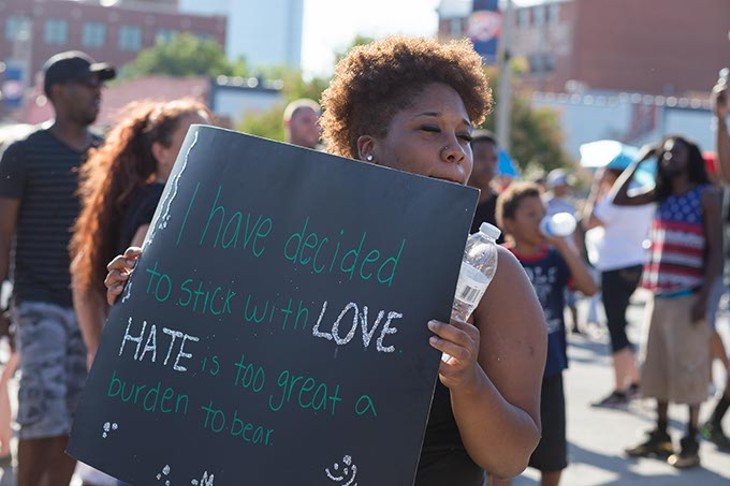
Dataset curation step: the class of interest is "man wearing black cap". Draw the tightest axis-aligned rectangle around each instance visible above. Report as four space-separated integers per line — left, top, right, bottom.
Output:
0 50 115 485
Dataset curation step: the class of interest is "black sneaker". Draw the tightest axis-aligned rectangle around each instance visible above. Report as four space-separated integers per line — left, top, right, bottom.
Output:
627 382 641 400
699 421 730 450
667 436 700 469
625 429 674 458
591 391 629 409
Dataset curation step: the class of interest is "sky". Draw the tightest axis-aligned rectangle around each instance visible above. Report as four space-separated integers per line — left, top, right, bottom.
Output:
300 0 541 77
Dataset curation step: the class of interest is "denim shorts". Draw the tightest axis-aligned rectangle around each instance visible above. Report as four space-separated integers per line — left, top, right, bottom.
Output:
13 301 87 439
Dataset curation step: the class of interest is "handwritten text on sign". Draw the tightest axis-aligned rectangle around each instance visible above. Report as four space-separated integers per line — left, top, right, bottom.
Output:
67 127 477 485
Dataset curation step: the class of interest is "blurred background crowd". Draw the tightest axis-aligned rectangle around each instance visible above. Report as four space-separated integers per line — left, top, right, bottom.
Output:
0 1 729 485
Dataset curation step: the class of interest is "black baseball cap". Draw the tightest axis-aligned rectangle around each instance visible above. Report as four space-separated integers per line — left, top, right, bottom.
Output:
42 50 116 97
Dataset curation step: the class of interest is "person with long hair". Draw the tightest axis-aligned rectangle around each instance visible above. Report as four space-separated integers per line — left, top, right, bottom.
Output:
70 99 211 368
104 37 547 484
614 135 722 468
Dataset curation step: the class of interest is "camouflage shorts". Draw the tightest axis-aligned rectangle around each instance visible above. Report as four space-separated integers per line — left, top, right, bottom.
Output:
13 301 87 439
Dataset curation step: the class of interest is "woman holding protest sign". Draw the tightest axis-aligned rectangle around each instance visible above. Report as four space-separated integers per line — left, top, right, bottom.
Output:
71 99 211 370
104 37 546 484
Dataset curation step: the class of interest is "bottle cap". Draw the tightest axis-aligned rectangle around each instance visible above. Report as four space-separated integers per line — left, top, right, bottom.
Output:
479 222 502 240
541 212 576 237
720 67 730 84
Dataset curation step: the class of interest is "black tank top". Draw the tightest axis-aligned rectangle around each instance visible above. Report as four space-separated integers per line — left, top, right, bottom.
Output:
416 381 485 485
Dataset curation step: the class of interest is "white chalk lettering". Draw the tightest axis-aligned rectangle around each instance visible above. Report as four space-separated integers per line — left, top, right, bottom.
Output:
312 301 401 353
117 318 199 372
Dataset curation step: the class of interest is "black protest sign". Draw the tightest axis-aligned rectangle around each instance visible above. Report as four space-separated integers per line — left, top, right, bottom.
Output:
68 126 478 485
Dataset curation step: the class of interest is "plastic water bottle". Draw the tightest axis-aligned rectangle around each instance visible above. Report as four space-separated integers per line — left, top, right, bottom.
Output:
451 222 501 322
719 67 729 85
717 68 729 110
539 212 577 238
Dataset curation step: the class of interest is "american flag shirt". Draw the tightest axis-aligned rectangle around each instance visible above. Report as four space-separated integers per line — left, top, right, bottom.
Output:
641 185 708 295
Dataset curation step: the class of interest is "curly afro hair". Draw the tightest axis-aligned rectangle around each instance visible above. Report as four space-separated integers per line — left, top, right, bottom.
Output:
320 36 493 159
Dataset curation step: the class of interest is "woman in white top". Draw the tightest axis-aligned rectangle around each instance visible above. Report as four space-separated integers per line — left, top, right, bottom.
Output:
583 168 654 408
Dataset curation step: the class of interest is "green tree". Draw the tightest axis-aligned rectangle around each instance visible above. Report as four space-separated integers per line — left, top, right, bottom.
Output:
122 33 247 78
237 105 287 142
481 66 571 173
236 68 330 141
236 37 369 140
237 37 570 169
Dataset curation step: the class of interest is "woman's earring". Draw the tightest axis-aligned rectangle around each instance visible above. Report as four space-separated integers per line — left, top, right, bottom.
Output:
365 155 374 161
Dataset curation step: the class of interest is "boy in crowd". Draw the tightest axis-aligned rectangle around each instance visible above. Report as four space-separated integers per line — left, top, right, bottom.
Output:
492 182 597 486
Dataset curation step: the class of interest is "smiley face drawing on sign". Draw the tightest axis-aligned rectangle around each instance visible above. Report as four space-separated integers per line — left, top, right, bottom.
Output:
324 454 358 486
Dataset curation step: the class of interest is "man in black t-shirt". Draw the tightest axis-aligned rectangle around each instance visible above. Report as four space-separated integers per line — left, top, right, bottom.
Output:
705 72 730 450
0 50 115 485
467 130 504 242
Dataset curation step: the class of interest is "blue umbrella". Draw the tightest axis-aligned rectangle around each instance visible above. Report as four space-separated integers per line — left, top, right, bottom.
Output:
497 149 520 177
579 140 638 169
579 139 656 188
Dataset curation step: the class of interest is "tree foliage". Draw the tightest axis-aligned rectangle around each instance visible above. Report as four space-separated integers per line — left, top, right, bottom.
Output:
236 68 330 141
481 66 571 172
237 39 569 167
122 33 247 78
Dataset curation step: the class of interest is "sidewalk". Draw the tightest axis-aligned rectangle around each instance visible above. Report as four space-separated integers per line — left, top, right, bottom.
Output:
1 286 728 485
514 291 730 485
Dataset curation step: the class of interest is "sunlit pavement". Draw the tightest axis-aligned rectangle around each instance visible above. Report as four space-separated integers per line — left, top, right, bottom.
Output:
514 289 730 485
3 284 729 485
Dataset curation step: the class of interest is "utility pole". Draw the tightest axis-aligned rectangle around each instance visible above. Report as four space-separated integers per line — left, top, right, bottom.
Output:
496 0 513 152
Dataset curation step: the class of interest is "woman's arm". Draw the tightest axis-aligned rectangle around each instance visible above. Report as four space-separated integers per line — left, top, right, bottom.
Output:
428 247 546 478
546 235 598 296
610 146 657 206
692 187 723 322
581 170 610 230
130 224 150 248
713 82 730 184
71 254 108 369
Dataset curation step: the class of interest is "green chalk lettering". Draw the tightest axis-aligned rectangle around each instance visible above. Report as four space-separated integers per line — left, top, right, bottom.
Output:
360 249 380 281
283 216 309 263
377 239 406 287
176 181 200 247
340 232 367 281
200 185 225 247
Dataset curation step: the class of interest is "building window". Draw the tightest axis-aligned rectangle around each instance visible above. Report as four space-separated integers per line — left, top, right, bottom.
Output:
533 5 546 27
5 15 31 42
449 18 463 38
118 25 142 51
155 28 177 43
44 19 68 45
529 52 555 73
548 3 561 25
82 22 106 48
517 8 530 29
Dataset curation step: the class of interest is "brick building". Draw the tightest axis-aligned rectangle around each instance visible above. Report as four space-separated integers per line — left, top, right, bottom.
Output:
0 0 226 85
439 0 730 97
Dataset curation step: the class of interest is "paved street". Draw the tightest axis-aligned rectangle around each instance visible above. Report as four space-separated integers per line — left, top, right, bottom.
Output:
514 290 730 485
2 285 728 485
